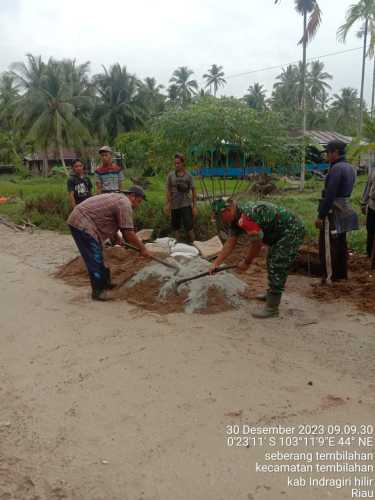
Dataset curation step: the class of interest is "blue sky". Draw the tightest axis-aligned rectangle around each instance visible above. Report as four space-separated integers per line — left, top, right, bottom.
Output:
0 0 372 103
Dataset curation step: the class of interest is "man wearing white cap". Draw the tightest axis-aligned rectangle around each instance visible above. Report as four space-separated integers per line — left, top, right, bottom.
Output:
95 146 124 194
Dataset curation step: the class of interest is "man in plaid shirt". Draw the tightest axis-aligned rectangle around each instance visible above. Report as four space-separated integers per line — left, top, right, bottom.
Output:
67 186 151 301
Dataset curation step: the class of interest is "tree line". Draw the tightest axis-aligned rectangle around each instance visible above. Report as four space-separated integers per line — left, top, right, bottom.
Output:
0 54 369 169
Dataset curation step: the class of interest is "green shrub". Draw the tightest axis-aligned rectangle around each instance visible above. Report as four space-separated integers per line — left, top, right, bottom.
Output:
50 165 68 177
24 193 70 221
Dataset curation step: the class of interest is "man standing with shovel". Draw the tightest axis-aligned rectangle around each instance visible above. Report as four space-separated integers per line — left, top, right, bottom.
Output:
67 186 151 301
210 199 305 318
315 141 358 282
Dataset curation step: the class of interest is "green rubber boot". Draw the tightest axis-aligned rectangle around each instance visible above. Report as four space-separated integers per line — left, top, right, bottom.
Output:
252 292 281 319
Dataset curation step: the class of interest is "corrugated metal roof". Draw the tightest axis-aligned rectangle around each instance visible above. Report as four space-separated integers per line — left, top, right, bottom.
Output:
24 148 122 161
289 129 353 145
305 130 353 145
24 148 79 161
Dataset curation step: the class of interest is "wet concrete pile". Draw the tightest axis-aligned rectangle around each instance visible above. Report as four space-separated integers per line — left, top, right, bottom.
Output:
56 247 251 314
56 242 375 315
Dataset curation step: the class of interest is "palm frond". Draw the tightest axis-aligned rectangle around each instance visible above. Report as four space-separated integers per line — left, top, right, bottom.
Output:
299 2 322 45
337 3 366 43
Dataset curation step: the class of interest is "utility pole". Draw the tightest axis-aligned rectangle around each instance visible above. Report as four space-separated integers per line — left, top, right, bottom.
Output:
300 10 308 191
359 16 369 137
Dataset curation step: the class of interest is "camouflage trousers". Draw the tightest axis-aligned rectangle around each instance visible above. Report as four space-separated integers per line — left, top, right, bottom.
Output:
267 219 306 294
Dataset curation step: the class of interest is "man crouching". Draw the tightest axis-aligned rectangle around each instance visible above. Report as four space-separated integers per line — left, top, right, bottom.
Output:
210 198 305 318
67 186 151 301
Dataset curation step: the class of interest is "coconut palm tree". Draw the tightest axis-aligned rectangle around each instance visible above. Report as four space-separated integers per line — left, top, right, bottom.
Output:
203 64 226 96
338 0 375 136
137 77 165 117
167 83 180 105
275 0 322 190
169 66 198 105
0 73 22 164
13 57 93 175
93 64 145 143
272 64 301 111
198 88 211 98
329 87 361 136
244 82 267 110
308 60 332 109
0 73 19 130
10 54 45 92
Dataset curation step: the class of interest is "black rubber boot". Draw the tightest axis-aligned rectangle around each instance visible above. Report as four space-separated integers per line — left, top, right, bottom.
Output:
91 287 113 301
252 292 281 319
103 267 116 290
91 275 113 301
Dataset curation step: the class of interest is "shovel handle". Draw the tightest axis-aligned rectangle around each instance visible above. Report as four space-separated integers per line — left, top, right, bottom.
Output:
122 242 179 271
176 265 237 286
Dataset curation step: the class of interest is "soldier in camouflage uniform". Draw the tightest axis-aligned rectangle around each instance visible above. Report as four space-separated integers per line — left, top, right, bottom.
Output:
210 198 305 318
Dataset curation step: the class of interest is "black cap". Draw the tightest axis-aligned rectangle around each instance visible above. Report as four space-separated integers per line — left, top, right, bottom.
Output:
123 185 147 200
324 141 346 156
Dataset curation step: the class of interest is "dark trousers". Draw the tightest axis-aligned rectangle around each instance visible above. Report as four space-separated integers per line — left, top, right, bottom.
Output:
319 223 348 281
171 206 194 232
69 225 107 291
366 207 375 258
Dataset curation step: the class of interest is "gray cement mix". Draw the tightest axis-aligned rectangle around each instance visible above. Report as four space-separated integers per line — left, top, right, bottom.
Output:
124 256 247 313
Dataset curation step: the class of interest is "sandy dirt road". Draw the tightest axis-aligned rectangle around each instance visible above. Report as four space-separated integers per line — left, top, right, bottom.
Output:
0 224 374 500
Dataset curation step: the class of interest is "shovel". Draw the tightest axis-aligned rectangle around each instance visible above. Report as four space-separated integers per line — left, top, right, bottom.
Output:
122 241 180 274
175 264 237 289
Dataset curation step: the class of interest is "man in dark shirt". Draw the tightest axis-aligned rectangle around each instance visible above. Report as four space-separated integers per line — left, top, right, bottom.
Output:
67 160 93 209
315 141 358 282
165 153 197 242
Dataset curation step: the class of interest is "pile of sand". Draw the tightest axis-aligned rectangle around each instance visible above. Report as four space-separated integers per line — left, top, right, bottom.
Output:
308 252 375 313
55 246 147 288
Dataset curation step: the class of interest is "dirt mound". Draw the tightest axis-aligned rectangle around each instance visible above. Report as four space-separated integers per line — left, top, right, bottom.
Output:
55 246 147 288
309 252 375 313
292 243 322 277
249 174 278 196
229 241 375 314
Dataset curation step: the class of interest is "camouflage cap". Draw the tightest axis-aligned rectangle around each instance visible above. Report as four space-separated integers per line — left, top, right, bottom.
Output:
211 198 232 215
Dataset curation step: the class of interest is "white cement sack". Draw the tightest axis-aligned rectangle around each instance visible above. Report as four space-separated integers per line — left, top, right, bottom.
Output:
154 237 176 251
145 242 170 258
193 236 223 259
136 228 154 241
171 243 200 257
170 252 195 259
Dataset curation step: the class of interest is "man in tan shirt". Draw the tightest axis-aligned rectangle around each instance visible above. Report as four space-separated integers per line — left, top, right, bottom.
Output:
67 186 150 300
